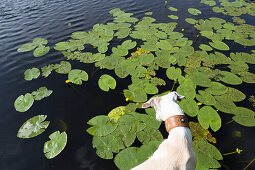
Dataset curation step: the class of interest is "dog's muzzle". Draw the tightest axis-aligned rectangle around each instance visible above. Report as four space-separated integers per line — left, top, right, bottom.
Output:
165 115 189 132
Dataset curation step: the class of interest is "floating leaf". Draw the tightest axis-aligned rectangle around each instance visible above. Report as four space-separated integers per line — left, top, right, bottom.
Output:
108 106 126 121
54 42 71 51
33 38 48 45
218 71 242 85
209 41 229 51
32 87 53 100
199 44 213 51
177 81 196 99
41 64 54 78
55 61 71 74
144 83 158 94
185 18 198 24
137 127 163 145
14 93 34 112
189 122 216 143
205 82 228 95
168 7 178 11
17 43 37 52
87 115 117 136
33 46 50 57
196 90 216 105
120 40 137 50
198 106 221 132
221 87 246 102
156 40 173 50
68 69 88 85
44 131 67 159
179 98 199 117
214 96 236 114
168 15 179 20
139 53 154 66
145 12 152 15
231 107 255 127
238 72 255 83
17 115 50 138
188 8 202 15
194 140 223 169
24 68 40 81
166 67 182 80
191 72 212 87
114 147 139 170
98 74 116 92
136 141 161 164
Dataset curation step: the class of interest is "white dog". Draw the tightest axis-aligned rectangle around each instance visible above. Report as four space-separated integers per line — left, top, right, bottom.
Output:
132 91 196 170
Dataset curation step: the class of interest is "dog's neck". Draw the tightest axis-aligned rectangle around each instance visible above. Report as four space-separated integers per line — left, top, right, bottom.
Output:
165 115 189 132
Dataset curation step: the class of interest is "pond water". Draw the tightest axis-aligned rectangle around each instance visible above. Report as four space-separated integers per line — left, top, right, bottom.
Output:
0 0 255 169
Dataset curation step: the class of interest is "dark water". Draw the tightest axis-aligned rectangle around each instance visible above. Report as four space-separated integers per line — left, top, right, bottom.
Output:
0 0 254 170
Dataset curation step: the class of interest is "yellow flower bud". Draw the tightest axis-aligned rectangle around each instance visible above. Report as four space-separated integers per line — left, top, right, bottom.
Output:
126 98 129 101
65 80 70 83
197 102 202 106
181 29 184 31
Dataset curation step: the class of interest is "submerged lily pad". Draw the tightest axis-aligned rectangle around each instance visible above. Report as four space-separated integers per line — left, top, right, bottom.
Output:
32 87 53 100
44 131 67 159
68 69 88 85
24 68 40 81
14 93 34 112
198 106 221 132
17 115 50 138
98 74 116 92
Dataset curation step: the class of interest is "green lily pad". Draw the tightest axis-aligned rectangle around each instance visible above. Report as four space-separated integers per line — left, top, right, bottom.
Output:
144 83 158 94
87 115 117 136
198 106 221 132
218 71 242 85
196 90 216 105
156 40 173 50
55 61 72 74
24 68 40 81
194 140 223 169
185 18 198 24
108 106 126 122
139 53 154 66
33 38 48 45
114 147 139 170
17 43 37 52
54 42 71 51
17 115 50 138
188 8 202 15
199 44 213 51
68 69 88 85
214 96 237 114
221 87 246 102
33 46 50 57
238 72 255 83
14 93 34 112
41 64 55 78
168 15 179 20
44 131 67 159
190 72 212 87
205 82 228 95
168 7 178 11
120 40 137 50
231 107 255 127
136 141 161 164
166 67 182 80
32 87 53 100
209 41 230 51
137 127 163 145
179 98 199 117
177 81 196 99
145 12 152 15
98 74 116 92
123 90 135 101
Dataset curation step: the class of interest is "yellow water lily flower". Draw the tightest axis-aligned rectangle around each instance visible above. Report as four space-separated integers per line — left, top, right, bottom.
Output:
181 29 184 31
197 102 203 106
236 148 243 154
65 80 70 83
125 97 129 101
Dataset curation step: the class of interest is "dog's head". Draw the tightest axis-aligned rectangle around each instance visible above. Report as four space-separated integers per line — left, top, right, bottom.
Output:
142 91 185 121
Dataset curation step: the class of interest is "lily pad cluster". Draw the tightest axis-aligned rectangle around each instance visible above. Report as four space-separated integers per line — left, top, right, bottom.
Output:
14 4 255 169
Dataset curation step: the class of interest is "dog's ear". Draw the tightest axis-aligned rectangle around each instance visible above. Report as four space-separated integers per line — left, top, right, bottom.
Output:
142 97 161 108
174 91 185 100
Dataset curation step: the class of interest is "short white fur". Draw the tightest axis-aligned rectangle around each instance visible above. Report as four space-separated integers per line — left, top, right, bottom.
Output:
131 91 197 170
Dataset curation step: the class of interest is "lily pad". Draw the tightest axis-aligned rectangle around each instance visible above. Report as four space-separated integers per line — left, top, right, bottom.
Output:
214 96 236 114
98 74 116 92
14 93 34 112
168 15 179 20
114 147 139 170
87 115 117 136
185 18 198 24
188 8 202 15
68 69 88 85
137 127 163 145
221 87 246 102
108 106 126 121
198 106 221 132
168 7 178 11
177 81 196 99
199 44 213 51
33 46 50 57
17 115 50 138
156 40 173 50
24 68 40 81
120 40 137 50
44 131 67 159
179 98 199 117
205 82 228 95
190 72 212 87
238 72 255 83
55 61 72 74
32 87 53 100
209 41 230 51
196 90 216 105
33 38 48 45
166 67 182 80
17 43 37 52
231 107 255 127
218 71 242 85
